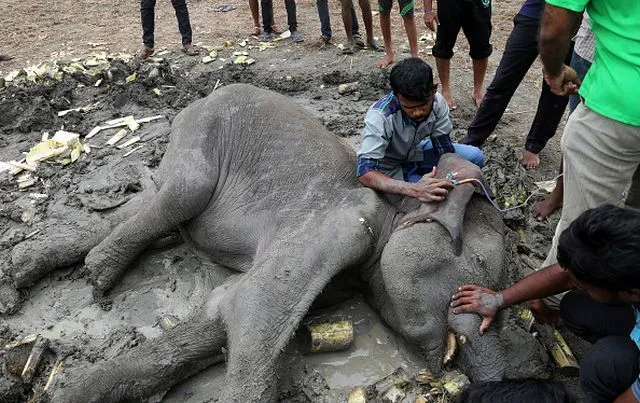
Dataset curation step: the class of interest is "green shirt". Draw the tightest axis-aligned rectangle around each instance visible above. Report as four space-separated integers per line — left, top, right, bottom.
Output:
545 0 640 126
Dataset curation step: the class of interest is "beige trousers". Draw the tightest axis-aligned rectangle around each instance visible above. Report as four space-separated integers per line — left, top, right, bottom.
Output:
541 103 640 308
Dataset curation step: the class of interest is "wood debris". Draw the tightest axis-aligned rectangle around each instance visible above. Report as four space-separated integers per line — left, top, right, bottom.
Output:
117 136 141 149
106 128 128 146
123 145 144 157
86 115 165 139
21 335 49 383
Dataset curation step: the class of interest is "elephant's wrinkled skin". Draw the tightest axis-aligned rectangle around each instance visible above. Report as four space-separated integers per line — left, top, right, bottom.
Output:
9 84 508 402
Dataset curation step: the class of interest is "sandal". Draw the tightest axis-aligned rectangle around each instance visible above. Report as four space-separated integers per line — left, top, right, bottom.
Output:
352 33 365 48
271 25 284 35
183 44 200 56
251 26 261 36
136 46 154 60
366 39 384 52
342 41 357 54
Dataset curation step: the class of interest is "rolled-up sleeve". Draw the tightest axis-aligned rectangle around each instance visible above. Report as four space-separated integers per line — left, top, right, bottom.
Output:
357 110 389 177
429 98 454 157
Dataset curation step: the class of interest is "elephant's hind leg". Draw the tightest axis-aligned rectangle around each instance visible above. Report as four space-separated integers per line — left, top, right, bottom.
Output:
49 300 229 402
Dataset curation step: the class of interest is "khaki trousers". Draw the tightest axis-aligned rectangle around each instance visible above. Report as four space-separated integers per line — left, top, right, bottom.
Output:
541 103 640 308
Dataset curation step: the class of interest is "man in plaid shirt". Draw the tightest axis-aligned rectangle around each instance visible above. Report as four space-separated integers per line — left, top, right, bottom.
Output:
356 58 484 203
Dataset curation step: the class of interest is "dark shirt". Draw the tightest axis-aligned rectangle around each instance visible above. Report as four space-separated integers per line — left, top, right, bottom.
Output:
519 0 544 19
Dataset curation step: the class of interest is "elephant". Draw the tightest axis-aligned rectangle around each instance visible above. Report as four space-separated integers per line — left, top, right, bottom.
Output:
7 83 511 402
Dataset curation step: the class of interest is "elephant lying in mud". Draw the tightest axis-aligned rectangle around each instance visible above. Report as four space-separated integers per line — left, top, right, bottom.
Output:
9 84 510 402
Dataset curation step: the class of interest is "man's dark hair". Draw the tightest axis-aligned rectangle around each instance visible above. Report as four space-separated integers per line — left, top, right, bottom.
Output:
557 204 640 291
389 57 434 102
454 379 578 403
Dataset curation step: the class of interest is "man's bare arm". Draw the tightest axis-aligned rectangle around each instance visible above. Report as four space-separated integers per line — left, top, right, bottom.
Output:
539 4 581 76
451 264 574 333
358 169 453 202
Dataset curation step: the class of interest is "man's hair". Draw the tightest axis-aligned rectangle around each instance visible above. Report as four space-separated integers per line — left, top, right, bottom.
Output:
454 379 578 403
389 57 434 102
557 204 640 291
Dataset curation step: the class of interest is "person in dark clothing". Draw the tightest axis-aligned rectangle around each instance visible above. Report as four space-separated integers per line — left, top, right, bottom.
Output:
137 0 200 59
452 205 640 402
460 0 572 169
455 379 579 403
424 0 493 110
259 0 303 42
316 0 361 45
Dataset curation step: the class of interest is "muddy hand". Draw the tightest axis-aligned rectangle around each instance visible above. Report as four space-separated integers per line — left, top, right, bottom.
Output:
544 64 581 96
414 167 454 203
451 285 503 334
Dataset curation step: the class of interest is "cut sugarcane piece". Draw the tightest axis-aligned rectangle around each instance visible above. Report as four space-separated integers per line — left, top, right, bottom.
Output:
106 129 128 146
347 387 367 403
549 329 580 375
117 136 141 149
21 335 49 383
306 320 354 353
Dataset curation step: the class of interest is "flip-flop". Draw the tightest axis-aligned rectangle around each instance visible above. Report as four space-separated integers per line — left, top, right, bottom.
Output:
251 26 261 36
366 40 384 52
271 25 285 35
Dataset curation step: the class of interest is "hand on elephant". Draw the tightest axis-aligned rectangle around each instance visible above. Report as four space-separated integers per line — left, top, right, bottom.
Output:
413 168 454 203
451 285 504 334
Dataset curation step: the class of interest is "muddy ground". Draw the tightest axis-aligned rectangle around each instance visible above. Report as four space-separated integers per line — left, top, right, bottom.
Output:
0 0 586 401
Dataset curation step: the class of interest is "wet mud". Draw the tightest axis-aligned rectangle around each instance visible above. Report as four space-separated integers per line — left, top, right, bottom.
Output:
0 43 574 401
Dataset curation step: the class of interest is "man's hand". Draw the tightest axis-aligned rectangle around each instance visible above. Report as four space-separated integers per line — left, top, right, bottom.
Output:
424 11 438 31
451 285 504 334
544 64 581 96
413 167 453 202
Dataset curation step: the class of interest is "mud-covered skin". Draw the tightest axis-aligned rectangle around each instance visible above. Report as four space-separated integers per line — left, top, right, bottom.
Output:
10 84 510 402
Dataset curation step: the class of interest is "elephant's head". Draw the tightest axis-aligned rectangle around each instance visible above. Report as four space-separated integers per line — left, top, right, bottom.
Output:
376 154 508 381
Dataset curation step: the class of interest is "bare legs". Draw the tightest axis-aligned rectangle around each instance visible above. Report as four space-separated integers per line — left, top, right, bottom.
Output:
436 56 487 110
377 13 417 68
472 58 488 107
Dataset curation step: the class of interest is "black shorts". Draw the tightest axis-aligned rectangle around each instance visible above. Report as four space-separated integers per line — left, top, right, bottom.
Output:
378 0 414 17
432 0 492 60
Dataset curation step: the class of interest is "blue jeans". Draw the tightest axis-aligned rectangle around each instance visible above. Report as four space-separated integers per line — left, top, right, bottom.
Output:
403 141 485 183
569 51 592 114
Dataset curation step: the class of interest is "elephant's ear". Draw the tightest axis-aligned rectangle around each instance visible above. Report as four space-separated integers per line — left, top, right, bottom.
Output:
394 154 491 255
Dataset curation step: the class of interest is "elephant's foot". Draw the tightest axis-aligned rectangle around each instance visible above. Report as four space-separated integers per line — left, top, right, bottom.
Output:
48 315 226 402
0 282 21 315
85 244 131 296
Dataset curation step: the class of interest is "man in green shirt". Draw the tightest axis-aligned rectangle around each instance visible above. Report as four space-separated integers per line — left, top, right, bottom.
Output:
528 0 640 312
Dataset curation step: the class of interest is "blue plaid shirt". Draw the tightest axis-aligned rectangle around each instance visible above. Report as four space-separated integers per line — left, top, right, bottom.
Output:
356 92 454 181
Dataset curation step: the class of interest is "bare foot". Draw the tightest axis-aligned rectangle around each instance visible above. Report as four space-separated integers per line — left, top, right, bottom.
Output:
532 197 562 221
376 53 394 69
442 89 457 110
520 150 540 169
472 90 484 108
